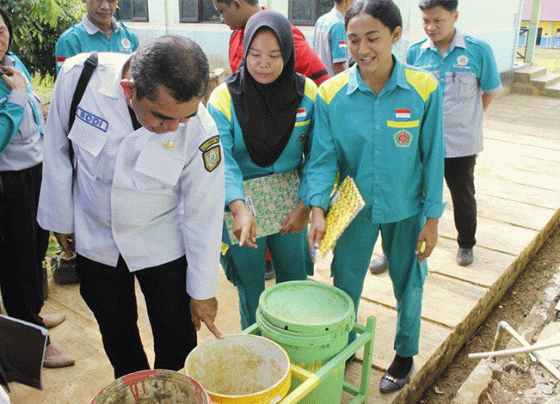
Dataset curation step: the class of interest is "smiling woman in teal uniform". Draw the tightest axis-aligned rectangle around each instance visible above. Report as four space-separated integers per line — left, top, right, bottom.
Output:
305 0 445 393
207 10 316 330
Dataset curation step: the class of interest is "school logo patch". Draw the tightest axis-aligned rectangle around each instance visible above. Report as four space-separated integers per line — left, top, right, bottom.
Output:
394 130 413 147
199 135 222 172
457 55 469 66
121 38 131 50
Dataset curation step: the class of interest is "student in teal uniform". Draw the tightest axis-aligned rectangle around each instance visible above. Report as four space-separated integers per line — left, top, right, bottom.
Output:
55 0 139 72
305 0 445 393
207 10 316 329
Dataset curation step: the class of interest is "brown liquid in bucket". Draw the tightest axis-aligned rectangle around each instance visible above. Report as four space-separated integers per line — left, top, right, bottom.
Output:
185 334 291 403
90 369 211 404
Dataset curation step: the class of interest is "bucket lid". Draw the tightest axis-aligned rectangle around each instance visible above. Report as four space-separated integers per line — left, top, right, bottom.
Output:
258 281 355 335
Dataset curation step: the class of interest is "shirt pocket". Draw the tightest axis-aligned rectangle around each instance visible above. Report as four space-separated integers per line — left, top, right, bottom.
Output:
132 141 184 192
451 71 478 98
68 116 110 180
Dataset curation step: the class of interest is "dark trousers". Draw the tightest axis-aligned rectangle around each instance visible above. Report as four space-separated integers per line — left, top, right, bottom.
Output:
0 164 49 330
444 155 477 249
76 254 197 379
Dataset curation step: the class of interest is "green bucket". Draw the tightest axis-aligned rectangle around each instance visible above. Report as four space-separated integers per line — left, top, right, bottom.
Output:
256 281 355 404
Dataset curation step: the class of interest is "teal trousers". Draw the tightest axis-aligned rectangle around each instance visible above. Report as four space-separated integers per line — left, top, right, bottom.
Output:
222 229 313 329
332 211 427 357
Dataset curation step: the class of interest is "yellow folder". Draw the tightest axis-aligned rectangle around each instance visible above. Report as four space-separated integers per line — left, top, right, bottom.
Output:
317 176 365 257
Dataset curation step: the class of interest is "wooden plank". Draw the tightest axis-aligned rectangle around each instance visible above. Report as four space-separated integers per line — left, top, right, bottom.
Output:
342 300 452 404
439 211 539 255
479 149 560 180
427 237 515 288
484 132 560 160
312 265 488 329
475 177 559 209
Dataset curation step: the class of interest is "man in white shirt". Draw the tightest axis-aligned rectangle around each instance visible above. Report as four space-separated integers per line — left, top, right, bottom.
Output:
38 35 225 378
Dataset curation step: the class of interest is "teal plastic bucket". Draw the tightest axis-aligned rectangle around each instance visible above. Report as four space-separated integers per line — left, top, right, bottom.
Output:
256 281 355 404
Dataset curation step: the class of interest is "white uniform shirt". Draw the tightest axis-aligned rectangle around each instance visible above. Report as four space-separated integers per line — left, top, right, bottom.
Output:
38 52 225 300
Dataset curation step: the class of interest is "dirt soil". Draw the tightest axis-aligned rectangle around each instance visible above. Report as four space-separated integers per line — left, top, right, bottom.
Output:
419 225 560 404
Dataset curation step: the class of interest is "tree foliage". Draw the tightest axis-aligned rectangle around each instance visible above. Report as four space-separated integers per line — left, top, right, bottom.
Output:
0 0 85 79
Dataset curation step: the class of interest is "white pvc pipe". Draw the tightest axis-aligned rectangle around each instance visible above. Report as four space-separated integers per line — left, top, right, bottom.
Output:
469 339 560 359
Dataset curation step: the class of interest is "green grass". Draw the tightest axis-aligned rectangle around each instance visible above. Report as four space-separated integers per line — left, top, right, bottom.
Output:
518 47 560 72
31 74 55 103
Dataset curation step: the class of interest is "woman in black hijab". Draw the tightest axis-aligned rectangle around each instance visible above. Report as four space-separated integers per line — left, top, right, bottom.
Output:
207 10 317 329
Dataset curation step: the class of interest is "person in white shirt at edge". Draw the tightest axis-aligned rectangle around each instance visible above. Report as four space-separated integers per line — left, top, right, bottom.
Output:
37 35 225 378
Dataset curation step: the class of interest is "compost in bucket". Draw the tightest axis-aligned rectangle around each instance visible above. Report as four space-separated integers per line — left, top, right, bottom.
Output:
185 334 291 403
90 369 211 404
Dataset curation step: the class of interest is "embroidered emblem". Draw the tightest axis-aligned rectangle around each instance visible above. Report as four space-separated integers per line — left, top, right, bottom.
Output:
121 38 131 49
457 55 469 66
199 135 222 172
198 135 220 152
164 140 175 150
394 130 413 147
296 108 307 119
395 108 411 119
76 107 109 132
202 146 221 172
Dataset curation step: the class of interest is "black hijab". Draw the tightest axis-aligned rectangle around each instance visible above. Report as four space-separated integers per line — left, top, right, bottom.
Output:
226 10 306 167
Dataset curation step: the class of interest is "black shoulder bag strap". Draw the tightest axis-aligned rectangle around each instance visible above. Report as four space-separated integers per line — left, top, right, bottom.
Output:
67 51 99 160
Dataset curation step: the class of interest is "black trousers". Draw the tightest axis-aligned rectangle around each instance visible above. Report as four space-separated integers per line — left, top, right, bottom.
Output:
444 155 477 249
76 254 197 379
0 164 49 330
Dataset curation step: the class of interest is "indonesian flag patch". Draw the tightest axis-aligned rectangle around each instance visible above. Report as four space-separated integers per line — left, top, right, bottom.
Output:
338 40 347 49
56 56 66 68
296 108 307 119
395 108 411 119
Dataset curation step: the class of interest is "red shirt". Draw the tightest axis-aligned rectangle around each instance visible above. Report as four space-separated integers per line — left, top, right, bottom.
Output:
229 24 329 86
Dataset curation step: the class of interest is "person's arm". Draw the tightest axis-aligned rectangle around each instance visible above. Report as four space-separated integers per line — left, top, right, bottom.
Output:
332 62 346 75
417 75 446 263
37 60 76 237
280 79 318 235
0 66 27 152
482 92 496 111
330 22 348 75
303 87 339 258
291 25 329 85
207 85 256 248
479 41 502 112
180 106 225 339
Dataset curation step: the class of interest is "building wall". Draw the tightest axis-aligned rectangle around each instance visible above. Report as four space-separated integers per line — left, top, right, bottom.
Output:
126 0 522 74
519 20 560 48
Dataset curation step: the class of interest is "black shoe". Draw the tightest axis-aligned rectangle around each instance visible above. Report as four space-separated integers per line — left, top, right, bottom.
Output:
52 254 80 285
456 247 474 266
379 364 413 393
265 259 275 280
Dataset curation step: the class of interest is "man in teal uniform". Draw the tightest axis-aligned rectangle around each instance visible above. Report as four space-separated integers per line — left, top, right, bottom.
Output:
406 0 502 266
313 0 354 76
55 0 139 72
